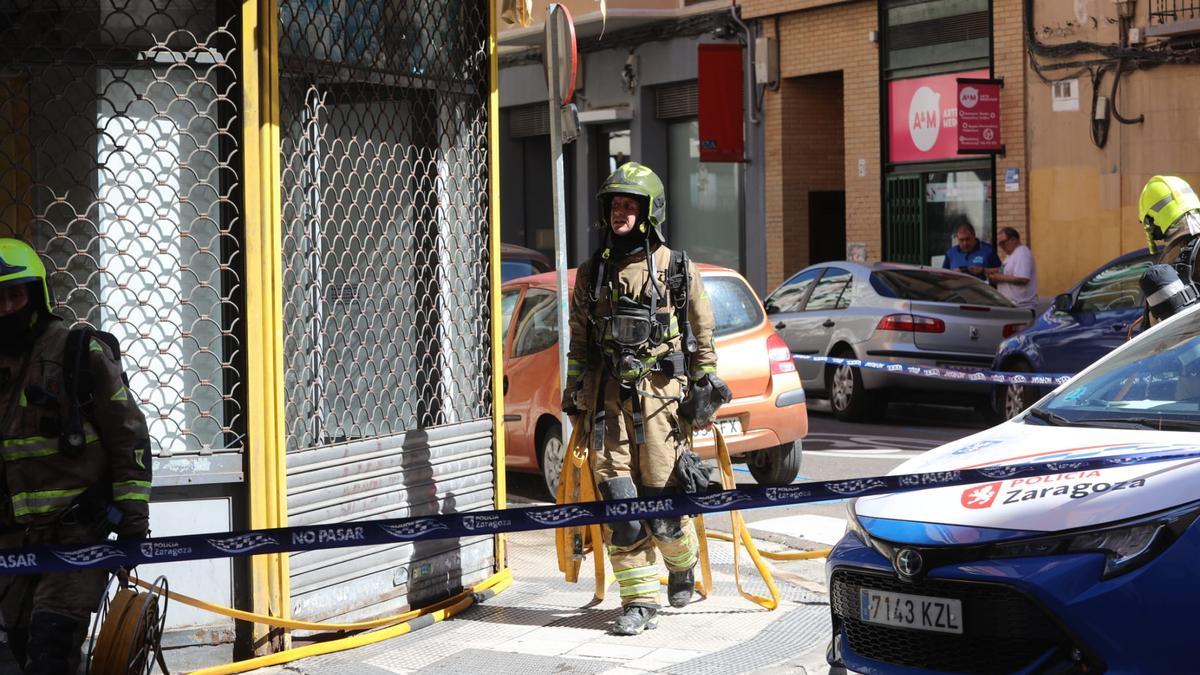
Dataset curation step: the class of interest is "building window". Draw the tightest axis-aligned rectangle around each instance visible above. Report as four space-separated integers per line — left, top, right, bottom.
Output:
666 119 741 270
885 0 991 79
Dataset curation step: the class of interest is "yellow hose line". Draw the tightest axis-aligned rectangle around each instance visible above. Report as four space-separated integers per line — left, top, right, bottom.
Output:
702 532 832 561
556 427 802 610
187 570 513 675
131 574 502 632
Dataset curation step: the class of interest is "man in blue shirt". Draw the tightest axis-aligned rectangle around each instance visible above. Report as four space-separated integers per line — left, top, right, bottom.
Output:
942 223 1001 281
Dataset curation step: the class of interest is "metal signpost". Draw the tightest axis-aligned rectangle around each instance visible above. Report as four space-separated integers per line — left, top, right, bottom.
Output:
545 4 577 445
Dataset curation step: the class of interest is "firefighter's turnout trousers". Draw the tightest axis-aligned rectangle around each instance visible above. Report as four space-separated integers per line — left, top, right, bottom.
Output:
591 373 699 607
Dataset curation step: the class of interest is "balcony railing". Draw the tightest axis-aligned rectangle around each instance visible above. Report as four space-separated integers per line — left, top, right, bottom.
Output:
1149 0 1200 36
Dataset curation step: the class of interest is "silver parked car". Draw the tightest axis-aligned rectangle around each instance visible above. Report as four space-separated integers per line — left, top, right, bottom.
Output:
764 262 1035 422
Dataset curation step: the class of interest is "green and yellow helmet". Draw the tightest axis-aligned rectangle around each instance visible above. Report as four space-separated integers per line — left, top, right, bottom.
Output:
0 238 52 313
1139 175 1200 253
597 162 667 242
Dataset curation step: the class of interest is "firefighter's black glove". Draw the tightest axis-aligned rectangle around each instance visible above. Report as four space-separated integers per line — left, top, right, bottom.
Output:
679 373 732 429
561 380 584 418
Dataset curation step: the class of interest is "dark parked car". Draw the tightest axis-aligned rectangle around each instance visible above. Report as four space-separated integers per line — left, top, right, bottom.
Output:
993 248 1153 419
500 243 552 283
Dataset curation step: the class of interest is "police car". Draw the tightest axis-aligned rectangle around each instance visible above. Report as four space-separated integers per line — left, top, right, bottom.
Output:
827 301 1200 674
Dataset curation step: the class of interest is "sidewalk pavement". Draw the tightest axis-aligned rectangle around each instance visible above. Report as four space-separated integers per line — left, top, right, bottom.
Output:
246 522 834 675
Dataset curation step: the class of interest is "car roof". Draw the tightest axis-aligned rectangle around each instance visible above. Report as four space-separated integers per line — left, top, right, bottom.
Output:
502 261 734 288
1069 248 1152 292
783 260 979 278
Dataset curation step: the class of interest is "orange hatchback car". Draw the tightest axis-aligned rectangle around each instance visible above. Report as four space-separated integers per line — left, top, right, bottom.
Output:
501 264 808 495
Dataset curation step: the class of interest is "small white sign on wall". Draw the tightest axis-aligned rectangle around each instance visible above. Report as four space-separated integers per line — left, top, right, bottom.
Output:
1052 79 1079 112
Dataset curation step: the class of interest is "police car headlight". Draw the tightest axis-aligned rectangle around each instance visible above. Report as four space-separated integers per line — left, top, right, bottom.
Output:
988 500 1200 579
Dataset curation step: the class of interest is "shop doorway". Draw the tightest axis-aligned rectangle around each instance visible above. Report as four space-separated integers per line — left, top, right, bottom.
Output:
808 191 846 263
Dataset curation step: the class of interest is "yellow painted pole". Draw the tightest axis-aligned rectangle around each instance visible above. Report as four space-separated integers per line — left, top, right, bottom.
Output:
489 0 508 570
241 0 291 654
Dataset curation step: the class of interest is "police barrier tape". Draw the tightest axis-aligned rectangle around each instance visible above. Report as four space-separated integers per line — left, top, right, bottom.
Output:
2 447 1199 576
792 353 1073 386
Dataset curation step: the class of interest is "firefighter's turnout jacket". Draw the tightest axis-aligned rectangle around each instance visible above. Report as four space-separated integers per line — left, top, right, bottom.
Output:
564 244 717 434
562 243 717 607
0 319 151 535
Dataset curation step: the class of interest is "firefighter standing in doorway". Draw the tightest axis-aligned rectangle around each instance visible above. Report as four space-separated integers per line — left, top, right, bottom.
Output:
0 238 152 674
561 163 730 635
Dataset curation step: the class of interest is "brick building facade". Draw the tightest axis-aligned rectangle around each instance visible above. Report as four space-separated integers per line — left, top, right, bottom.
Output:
746 0 1029 291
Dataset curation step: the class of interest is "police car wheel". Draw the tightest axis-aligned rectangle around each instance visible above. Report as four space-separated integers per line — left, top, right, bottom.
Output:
540 422 566 497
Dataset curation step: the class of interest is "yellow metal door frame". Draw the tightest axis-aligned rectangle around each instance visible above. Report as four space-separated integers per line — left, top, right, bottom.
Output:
238 0 508 652
489 0 509 571
241 0 291 653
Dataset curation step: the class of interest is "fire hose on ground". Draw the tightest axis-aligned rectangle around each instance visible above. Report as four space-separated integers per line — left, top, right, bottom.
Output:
555 425 831 611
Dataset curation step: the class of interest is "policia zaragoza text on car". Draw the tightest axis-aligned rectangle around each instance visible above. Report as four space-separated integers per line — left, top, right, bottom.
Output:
0 238 152 674
561 163 732 636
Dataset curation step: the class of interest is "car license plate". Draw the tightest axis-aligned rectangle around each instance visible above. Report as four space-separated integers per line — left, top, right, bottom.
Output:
859 588 963 634
693 417 742 439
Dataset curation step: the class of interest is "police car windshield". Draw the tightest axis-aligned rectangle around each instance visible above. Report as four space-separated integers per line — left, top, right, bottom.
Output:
1032 316 1200 429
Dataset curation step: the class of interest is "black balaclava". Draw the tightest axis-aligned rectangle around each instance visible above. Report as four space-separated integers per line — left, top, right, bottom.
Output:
0 282 45 355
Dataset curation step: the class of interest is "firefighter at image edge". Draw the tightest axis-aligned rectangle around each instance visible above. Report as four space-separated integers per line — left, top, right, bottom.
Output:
1136 176 1200 328
0 238 152 674
561 162 732 636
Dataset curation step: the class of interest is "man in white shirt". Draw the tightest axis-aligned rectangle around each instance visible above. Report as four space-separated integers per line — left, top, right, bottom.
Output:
987 227 1038 310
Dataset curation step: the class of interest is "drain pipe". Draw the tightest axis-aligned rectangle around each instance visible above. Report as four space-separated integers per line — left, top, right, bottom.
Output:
729 4 760 125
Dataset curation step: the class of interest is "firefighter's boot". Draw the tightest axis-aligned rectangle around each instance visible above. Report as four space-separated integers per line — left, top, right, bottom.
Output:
612 603 658 635
24 610 85 675
668 567 694 608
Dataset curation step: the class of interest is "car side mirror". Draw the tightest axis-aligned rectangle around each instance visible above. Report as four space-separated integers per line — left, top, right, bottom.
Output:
764 300 778 315
1052 293 1074 314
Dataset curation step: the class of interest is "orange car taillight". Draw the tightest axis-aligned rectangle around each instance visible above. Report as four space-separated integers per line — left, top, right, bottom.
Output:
877 313 946 333
1003 322 1029 338
767 333 796 374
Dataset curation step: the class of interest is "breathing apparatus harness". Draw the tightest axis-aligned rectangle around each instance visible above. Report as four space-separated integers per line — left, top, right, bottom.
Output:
1141 231 1200 325
584 229 696 453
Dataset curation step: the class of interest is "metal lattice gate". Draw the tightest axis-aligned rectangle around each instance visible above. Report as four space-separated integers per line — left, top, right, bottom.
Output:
885 174 924 265
0 1 243 477
277 1 496 622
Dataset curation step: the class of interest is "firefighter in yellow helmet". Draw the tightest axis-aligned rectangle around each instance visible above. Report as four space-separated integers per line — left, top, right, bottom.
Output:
1136 177 1200 327
561 163 728 635
0 238 152 674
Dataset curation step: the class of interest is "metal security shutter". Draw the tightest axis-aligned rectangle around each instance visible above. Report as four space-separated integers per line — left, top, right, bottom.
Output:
885 174 924 265
278 0 495 622
0 4 244 481
286 422 494 620
655 81 698 119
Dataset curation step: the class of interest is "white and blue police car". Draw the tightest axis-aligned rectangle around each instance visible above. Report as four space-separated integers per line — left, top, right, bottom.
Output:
828 302 1200 674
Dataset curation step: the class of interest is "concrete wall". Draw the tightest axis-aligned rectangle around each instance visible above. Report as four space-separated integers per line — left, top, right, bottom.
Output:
1025 0 1200 294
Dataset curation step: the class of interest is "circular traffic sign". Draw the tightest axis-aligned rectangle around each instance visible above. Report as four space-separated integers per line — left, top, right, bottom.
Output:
544 4 578 106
